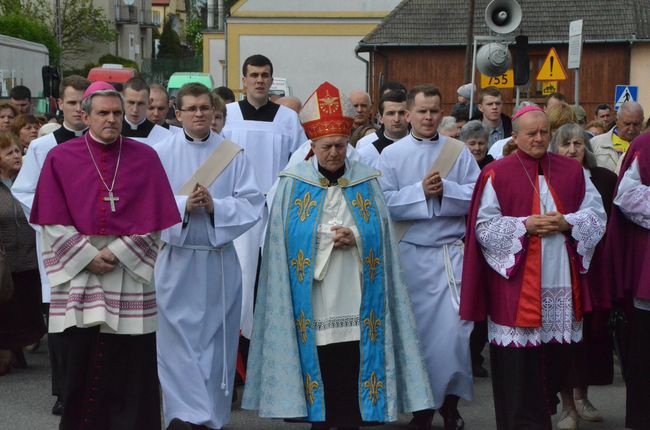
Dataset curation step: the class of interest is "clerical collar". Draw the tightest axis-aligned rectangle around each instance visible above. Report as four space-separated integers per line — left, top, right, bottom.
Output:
125 117 146 131
88 131 118 146
54 124 86 144
183 130 210 142
411 131 439 142
239 98 280 122
383 132 401 142
318 163 346 187
373 132 397 154
121 118 155 138
62 123 86 137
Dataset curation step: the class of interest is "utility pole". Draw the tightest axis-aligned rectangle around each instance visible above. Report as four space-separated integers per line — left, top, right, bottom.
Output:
55 0 62 68
464 0 475 83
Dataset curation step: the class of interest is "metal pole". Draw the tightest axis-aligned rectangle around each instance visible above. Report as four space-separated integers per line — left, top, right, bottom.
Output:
515 86 520 108
55 0 62 67
469 37 478 119
574 69 580 106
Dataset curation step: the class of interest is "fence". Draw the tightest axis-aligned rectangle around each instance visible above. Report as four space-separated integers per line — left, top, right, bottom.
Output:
140 57 203 85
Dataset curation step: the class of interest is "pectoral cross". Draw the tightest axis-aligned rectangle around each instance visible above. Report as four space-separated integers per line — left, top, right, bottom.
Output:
103 191 120 212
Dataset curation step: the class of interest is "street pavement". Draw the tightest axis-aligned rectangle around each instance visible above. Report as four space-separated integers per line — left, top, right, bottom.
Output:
0 339 628 429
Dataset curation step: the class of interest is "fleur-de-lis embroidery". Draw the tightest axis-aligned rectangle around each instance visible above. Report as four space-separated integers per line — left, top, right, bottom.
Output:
291 250 311 283
363 372 384 405
319 90 340 114
364 249 380 282
295 310 311 344
352 192 372 222
363 309 382 343
304 373 319 405
295 192 318 221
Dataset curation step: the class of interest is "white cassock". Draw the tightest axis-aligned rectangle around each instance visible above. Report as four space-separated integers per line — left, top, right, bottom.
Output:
476 170 605 346
123 118 172 147
357 142 381 169
487 137 511 160
154 131 264 429
222 102 307 337
12 126 83 302
355 130 379 150
377 133 478 408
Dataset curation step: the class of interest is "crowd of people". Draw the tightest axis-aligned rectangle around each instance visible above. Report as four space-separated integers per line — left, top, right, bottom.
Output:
0 53 649 430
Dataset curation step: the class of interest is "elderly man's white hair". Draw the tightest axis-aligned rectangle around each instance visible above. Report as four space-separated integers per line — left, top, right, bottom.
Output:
619 101 644 117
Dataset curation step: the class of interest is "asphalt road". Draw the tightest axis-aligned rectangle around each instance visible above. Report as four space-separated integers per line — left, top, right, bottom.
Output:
0 340 628 429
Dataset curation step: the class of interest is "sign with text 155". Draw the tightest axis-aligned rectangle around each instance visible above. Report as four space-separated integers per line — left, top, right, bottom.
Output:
481 70 514 89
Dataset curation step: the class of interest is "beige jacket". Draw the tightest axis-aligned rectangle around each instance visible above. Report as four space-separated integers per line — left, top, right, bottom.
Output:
590 128 620 173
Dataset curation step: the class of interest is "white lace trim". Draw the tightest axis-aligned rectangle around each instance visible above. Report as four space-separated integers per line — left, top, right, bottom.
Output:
564 210 606 271
488 287 583 347
620 187 650 230
476 216 527 278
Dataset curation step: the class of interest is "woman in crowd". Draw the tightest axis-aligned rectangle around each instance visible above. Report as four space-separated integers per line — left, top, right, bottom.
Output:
0 132 46 375
210 91 227 135
0 103 17 133
439 116 461 138
460 120 493 170
549 123 617 430
10 114 40 153
547 102 577 136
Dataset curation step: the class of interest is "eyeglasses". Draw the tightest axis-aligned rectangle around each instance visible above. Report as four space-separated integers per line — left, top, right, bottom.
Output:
178 105 213 114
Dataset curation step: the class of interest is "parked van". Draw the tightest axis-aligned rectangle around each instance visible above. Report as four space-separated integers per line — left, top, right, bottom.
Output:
167 72 214 99
87 64 137 90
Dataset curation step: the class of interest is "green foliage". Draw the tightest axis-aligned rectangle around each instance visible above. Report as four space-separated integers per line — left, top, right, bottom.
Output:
184 15 203 54
57 0 116 63
0 0 115 67
62 63 97 79
98 54 139 72
158 18 182 59
0 13 61 64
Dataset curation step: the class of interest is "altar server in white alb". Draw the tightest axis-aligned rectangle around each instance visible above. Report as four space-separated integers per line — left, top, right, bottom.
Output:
121 78 171 146
222 54 307 339
154 83 264 430
377 84 478 430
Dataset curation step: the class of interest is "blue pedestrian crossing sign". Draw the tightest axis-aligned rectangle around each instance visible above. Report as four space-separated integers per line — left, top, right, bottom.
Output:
614 85 638 111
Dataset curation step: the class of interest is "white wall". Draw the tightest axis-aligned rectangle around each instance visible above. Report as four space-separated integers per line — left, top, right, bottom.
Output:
630 43 650 115
238 35 369 101
208 38 226 86
0 35 49 97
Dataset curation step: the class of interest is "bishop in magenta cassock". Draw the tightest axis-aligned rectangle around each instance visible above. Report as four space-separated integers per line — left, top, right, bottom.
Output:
606 131 650 430
460 106 607 430
30 82 180 430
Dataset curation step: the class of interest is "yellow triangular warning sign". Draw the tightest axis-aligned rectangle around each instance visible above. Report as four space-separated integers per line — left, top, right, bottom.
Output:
536 48 567 81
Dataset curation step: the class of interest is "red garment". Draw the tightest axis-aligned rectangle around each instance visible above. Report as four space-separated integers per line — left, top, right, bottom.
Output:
606 133 650 301
460 151 599 327
31 134 180 235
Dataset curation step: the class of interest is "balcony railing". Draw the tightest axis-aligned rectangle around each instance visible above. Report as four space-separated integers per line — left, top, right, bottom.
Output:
139 8 156 27
115 5 138 24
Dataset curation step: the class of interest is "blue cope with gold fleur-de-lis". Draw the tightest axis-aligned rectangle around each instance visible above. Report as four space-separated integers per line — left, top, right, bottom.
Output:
285 174 386 422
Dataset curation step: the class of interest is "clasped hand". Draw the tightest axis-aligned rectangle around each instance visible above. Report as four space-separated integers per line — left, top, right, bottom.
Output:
331 226 356 249
422 170 443 198
525 211 570 237
86 247 118 275
186 183 214 214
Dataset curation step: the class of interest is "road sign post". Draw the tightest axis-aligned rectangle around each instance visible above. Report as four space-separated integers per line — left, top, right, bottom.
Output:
568 19 583 105
614 85 639 110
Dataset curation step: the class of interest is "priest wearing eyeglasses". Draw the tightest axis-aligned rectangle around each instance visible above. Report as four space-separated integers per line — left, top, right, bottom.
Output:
29 82 180 430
